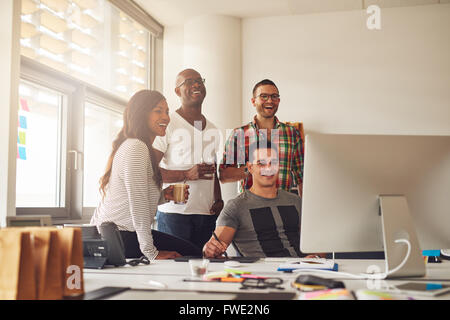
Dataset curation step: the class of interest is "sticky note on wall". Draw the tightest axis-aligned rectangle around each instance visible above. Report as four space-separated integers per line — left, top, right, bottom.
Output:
18 131 26 145
19 116 27 129
20 98 30 112
18 146 27 160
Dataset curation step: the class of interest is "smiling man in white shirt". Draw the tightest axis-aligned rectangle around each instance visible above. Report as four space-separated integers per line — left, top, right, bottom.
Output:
153 69 224 250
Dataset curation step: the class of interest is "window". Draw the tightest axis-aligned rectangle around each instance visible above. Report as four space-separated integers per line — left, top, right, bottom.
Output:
20 0 150 100
16 0 162 222
83 102 123 207
111 7 150 96
16 81 67 208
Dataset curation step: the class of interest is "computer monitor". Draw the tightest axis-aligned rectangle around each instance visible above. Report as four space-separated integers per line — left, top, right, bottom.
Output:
300 133 450 277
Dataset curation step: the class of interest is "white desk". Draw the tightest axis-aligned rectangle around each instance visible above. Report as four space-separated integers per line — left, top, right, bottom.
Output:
82 259 450 300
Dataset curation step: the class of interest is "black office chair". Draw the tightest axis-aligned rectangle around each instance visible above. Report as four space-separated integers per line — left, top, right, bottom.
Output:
119 229 202 258
152 230 202 256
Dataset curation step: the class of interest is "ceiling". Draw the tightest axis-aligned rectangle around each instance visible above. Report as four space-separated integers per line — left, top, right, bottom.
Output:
134 0 449 27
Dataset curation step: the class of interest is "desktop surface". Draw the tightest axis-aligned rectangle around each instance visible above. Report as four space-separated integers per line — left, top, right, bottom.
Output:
82 258 450 300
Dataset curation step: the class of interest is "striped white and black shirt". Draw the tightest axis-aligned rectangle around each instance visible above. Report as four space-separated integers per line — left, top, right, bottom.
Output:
91 138 165 260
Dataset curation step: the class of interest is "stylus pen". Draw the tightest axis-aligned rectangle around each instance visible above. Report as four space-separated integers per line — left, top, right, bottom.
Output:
182 279 220 283
212 232 229 259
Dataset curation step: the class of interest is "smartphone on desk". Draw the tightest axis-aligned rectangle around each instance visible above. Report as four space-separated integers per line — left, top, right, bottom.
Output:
390 282 450 297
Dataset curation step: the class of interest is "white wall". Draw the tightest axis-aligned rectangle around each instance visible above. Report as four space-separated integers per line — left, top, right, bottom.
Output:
164 16 242 129
162 25 185 110
183 15 242 129
242 4 450 135
0 0 20 227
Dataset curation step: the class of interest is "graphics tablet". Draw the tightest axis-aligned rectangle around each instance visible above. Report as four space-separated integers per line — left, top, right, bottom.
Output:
174 256 260 263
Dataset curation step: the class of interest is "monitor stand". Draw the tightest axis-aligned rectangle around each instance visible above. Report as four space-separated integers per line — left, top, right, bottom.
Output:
379 195 426 278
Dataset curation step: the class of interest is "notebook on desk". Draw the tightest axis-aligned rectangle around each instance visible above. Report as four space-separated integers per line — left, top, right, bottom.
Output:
277 259 338 272
174 256 260 263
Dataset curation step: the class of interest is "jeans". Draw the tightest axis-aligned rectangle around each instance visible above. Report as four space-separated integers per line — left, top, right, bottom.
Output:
156 211 218 250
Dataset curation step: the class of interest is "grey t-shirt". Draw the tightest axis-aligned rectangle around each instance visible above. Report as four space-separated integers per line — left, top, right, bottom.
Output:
217 189 303 257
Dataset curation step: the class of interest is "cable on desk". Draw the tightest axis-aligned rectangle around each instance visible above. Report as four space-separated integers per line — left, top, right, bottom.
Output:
292 239 411 280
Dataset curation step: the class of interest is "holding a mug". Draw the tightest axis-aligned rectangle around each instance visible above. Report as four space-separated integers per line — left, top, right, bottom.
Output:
165 184 190 204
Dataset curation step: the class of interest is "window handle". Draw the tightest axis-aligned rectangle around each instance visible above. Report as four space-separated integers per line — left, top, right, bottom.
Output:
68 150 83 171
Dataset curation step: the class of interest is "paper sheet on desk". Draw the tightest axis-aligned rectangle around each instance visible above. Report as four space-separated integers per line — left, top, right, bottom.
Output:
277 259 338 272
298 289 354 300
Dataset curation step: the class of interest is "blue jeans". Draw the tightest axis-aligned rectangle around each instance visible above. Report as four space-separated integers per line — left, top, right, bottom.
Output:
156 211 218 250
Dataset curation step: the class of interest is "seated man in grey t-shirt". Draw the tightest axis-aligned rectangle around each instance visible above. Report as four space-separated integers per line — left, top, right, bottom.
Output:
203 140 321 258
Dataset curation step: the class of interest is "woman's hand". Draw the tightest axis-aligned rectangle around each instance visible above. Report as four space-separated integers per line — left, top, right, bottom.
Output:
155 250 182 259
163 185 189 201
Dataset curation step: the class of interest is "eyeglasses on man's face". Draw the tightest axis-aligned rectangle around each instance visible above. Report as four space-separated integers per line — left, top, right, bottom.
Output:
177 78 206 88
255 159 280 167
255 93 280 102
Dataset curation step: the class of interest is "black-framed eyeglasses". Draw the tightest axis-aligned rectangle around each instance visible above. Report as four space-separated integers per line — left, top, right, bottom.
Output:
240 277 284 290
255 93 280 101
176 78 206 88
256 159 280 167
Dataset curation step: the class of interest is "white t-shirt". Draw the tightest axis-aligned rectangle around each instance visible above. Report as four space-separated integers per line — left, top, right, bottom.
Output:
153 111 221 215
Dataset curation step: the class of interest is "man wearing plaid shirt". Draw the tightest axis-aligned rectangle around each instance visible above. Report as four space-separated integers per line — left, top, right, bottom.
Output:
219 79 304 196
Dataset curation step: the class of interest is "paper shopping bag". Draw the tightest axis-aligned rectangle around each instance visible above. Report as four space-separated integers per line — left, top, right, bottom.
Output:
58 227 84 297
0 229 36 300
26 227 63 300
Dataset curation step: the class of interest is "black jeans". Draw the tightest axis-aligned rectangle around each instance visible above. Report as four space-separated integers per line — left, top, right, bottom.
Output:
119 229 202 258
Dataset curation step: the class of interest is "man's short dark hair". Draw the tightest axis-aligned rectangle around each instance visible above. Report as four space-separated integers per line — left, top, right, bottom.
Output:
248 138 279 163
252 79 279 97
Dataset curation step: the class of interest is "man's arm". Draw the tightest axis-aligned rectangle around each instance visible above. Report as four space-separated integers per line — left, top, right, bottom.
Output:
202 226 236 258
219 129 248 183
153 149 186 182
292 130 304 197
219 166 247 183
153 149 215 183
210 171 224 214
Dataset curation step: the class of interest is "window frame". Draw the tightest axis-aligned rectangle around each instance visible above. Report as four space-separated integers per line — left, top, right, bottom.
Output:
17 45 151 223
14 0 163 224
17 57 75 219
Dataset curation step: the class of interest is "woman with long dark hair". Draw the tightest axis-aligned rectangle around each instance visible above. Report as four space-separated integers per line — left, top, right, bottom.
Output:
91 90 195 260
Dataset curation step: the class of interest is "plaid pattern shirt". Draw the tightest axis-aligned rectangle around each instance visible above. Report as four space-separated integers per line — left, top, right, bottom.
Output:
220 116 304 193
